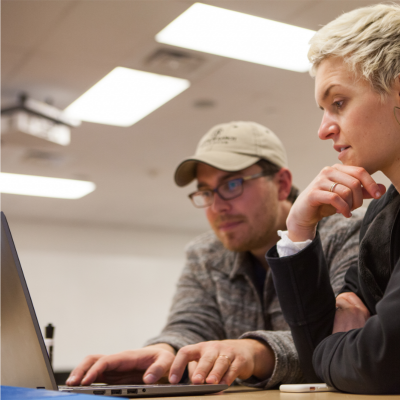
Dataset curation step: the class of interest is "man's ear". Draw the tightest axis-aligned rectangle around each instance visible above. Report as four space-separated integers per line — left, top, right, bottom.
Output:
275 168 292 201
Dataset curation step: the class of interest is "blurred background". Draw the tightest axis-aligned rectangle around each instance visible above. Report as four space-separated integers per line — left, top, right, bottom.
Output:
1 0 394 374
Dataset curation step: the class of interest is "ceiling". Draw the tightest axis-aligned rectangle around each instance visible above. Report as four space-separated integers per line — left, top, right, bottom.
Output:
2 0 395 232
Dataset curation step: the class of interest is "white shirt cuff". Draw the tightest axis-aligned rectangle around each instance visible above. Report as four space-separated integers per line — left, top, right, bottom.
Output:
276 230 313 258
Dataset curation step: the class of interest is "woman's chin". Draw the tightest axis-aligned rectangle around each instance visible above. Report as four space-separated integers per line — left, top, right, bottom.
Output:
340 158 376 174
341 158 359 167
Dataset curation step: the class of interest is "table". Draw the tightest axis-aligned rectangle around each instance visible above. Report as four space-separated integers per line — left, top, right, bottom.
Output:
3 385 400 400
149 386 400 400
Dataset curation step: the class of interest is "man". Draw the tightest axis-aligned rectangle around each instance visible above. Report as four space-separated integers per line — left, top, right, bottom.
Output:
67 121 364 389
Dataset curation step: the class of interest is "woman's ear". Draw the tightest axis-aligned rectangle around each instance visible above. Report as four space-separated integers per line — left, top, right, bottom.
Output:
394 75 400 126
396 74 400 102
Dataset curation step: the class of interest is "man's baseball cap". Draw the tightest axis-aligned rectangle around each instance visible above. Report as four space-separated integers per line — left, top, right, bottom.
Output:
174 121 288 187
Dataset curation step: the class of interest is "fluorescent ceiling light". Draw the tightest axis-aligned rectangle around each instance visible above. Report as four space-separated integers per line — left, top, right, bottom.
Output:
156 3 316 72
0 173 96 199
64 67 190 126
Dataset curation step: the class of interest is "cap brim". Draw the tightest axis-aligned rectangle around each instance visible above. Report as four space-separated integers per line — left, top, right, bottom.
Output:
174 152 261 187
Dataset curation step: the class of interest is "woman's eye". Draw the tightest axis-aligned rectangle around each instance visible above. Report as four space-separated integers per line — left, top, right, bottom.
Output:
333 100 344 109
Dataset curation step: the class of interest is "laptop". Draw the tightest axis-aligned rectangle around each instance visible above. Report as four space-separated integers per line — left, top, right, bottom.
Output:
1 212 228 397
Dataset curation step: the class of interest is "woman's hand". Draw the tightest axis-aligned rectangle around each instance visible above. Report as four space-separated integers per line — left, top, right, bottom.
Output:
333 292 370 333
286 164 385 242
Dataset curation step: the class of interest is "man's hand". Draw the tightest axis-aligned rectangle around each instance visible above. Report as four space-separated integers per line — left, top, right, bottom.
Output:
286 164 385 242
168 339 275 386
333 292 370 334
66 344 175 386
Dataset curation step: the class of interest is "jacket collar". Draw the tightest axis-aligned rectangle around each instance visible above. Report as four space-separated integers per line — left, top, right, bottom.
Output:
229 251 254 280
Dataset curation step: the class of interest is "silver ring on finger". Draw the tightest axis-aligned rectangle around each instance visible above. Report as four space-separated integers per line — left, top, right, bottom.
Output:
218 355 231 364
329 182 339 193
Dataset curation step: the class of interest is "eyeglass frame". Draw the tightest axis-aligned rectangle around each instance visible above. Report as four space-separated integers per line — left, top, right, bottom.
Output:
188 170 272 208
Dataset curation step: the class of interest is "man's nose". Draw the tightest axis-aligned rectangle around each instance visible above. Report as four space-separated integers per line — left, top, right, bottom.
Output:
318 112 340 140
210 191 231 213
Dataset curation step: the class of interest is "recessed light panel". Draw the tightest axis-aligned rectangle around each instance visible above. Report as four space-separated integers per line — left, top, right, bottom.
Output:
0 173 96 199
64 67 190 126
156 3 315 72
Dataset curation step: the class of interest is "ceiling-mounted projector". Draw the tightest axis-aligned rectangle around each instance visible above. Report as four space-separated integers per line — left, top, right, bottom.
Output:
1 94 81 147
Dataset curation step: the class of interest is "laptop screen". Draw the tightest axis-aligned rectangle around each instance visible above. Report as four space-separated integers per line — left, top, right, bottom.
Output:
1 212 57 390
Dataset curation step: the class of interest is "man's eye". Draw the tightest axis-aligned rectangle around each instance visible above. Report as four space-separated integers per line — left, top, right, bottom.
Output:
226 179 241 191
200 191 212 198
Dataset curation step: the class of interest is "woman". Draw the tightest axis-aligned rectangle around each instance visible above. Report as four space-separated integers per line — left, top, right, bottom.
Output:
267 3 400 394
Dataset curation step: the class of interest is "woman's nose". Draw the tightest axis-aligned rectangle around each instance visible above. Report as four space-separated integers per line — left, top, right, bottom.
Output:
318 113 340 140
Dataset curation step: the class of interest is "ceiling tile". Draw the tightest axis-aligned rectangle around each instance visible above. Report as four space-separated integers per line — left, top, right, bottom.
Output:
290 0 400 30
36 1 195 65
2 0 78 49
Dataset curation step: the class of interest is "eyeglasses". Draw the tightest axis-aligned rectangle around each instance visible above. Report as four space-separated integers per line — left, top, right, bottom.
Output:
189 171 269 208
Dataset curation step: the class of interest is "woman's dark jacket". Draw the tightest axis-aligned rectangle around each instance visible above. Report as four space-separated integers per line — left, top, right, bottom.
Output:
266 185 400 394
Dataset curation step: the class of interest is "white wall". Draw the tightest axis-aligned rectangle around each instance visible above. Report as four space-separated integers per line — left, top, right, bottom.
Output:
8 218 204 371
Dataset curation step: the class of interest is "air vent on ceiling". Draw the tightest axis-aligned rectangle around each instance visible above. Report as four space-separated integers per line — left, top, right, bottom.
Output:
23 149 67 167
145 49 204 78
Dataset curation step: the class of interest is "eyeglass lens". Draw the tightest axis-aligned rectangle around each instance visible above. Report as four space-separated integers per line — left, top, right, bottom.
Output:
219 179 243 198
191 178 243 207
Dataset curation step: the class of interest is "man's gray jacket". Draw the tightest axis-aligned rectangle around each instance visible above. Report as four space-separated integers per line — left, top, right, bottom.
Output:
145 211 365 388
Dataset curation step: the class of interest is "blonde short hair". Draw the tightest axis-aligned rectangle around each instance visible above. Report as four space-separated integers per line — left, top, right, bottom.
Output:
308 3 400 96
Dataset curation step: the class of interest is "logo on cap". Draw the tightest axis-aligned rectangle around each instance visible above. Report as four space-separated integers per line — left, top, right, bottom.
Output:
200 128 237 148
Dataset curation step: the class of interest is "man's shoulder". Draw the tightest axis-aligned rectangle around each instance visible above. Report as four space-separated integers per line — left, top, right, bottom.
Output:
184 231 236 267
185 230 227 255
318 208 366 242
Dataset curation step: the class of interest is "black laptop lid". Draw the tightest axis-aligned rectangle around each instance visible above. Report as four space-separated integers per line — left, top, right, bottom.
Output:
1 212 57 390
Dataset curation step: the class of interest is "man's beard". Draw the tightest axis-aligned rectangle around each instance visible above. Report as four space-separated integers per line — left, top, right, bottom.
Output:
218 230 269 252
212 215 269 253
